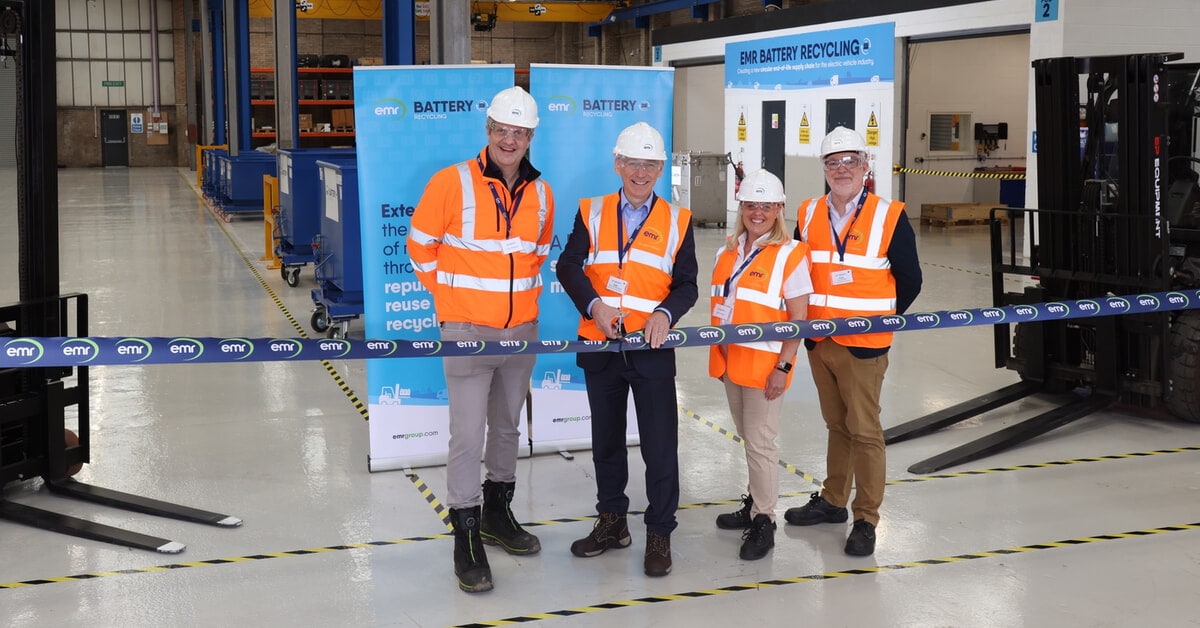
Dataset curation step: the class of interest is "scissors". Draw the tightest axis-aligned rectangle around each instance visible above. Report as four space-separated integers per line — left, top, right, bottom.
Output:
615 308 629 365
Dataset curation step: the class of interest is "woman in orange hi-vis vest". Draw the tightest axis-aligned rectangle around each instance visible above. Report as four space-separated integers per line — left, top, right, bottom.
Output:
407 86 554 595
708 169 812 561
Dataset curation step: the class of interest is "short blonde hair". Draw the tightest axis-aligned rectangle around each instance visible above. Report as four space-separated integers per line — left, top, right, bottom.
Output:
727 201 791 249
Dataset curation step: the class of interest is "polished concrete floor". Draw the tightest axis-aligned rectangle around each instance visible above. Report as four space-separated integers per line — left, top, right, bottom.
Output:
3 166 1200 627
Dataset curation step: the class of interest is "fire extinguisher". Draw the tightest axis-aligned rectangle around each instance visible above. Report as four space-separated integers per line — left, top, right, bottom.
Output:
733 159 745 197
865 168 875 194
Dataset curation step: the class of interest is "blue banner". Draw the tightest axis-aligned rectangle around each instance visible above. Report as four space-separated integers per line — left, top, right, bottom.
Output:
529 64 675 449
5 291 1198 367
353 65 514 469
725 23 895 90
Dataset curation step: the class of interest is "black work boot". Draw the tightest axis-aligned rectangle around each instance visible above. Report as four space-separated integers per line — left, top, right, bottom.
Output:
480 480 542 555
739 514 776 560
784 492 849 526
450 506 493 593
716 494 754 529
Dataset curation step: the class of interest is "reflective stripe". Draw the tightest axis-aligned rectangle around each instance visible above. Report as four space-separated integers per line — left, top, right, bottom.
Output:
628 248 674 273
735 286 785 310
600 293 658 313
864 198 893 258
809 293 895 311
438 271 542 293
591 250 623 265
536 243 551 256
412 259 437 273
409 226 441 247
534 179 549 240
443 233 538 254
810 250 890 270
799 198 819 241
456 163 477 235
585 195 605 266
739 339 782 354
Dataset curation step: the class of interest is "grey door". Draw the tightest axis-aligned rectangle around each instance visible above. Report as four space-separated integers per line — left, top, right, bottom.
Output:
760 100 785 181
0 63 14 167
100 110 128 167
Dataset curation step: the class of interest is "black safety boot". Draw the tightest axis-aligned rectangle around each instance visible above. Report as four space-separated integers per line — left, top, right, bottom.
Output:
450 506 493 593
716 494 754 529
844 519 876 556
739 514 776 560
784 492 849 526
480 480 542 555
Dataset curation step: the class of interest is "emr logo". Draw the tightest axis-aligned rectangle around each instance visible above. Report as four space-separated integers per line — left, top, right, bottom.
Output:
373 98 408 118
547 95 577 114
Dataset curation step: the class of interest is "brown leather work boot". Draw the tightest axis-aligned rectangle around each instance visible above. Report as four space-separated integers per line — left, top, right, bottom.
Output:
570 512 632 557
643 531 672 577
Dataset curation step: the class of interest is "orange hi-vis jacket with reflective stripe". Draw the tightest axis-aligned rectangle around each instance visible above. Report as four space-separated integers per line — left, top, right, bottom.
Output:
576 193 690 340
708 239 808 388
796 192 904 349
408 148 554 328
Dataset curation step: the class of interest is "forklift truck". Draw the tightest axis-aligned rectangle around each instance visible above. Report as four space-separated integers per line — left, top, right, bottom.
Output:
886 52 1200 473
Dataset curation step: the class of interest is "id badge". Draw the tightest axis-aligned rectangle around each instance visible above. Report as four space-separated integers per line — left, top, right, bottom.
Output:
712 303 733 320
500 238 523 254
831 269 854 285
607 276 628 295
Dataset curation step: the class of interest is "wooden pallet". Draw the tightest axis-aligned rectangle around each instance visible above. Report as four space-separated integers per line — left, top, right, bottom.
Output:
921 216 1009 227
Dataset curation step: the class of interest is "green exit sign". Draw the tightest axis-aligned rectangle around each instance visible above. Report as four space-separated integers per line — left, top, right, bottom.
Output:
101 80 124 87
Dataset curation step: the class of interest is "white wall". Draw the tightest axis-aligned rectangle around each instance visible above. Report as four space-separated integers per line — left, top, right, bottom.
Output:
905 33 1029 211
674 64 726 153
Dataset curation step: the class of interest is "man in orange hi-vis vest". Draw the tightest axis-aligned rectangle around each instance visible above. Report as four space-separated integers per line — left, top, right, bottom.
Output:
783 126 922 557
408 86 555 594
556 122 698 578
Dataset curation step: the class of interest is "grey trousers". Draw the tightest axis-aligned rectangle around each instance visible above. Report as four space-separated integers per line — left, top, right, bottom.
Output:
440 320 537 509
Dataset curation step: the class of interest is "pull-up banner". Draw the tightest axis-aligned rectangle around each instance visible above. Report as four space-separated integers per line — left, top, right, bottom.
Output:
353 65 515 471
528 64 675 454
6 291 1197 367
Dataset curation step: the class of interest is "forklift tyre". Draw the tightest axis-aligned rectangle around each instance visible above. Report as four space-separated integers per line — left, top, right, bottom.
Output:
1167 311 1200 423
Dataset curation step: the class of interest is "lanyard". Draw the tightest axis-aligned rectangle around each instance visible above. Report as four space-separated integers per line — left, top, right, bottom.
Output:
722 245 764 297
831 187 869 263
478 156 524 237
616 201 650 269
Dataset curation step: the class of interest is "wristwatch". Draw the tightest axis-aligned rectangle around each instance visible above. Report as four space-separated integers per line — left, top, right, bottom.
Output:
775 361 792 374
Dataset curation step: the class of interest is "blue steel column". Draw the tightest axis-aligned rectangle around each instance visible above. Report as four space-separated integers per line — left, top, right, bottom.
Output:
383 0 416 65
210 0 227 146
233 0 252 151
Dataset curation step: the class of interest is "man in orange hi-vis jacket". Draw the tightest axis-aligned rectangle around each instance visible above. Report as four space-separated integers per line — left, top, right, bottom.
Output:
407 86 555 594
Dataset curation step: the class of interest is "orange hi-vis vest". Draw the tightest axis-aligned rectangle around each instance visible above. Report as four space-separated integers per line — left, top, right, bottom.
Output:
796 192 904 349
708 239 809 388
576 193 690 340
408 149 552 328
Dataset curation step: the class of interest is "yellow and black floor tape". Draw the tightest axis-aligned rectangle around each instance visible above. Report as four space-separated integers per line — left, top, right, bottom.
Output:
892 165 1026 179
452 521 1200 628
195 181 369 422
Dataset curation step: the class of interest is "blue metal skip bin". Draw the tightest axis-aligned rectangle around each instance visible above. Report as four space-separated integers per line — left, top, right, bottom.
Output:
201 148 227 200
275 148 357 288
310 159 364 338
222 151 278 216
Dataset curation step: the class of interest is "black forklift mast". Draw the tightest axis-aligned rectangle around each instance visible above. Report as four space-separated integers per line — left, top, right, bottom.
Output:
884 52 1200 473
1 0 239 552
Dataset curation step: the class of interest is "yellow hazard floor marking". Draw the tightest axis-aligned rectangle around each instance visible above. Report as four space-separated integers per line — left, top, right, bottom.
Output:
4 443 1199 591
452 522 1200 628
681 406 822 487
892 165 1026 180
187 175 370 421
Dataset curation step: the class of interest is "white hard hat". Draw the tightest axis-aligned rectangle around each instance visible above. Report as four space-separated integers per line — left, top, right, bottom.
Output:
736 169 785 203
820 126 866 157
612 122 667 161
487 86 539 129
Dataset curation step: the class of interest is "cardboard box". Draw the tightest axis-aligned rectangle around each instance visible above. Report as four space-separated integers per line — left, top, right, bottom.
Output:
298 113 313 132
332 108 355 131
920 202 1008 225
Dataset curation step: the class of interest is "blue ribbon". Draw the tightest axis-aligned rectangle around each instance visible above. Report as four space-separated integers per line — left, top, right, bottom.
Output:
2 290 1197 368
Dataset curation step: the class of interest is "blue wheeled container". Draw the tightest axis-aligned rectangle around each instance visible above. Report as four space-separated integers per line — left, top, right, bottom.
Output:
275 148 357 288
201 148 227 200
219 151 278 217
309 159 364 338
